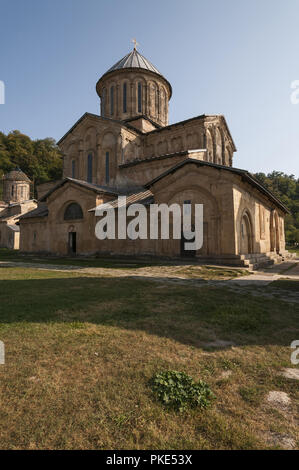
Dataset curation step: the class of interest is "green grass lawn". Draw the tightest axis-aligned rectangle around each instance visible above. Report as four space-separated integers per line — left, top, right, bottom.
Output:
0 266 298 450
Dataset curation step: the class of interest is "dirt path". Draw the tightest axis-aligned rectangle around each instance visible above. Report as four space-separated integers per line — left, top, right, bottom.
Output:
1 259 298 302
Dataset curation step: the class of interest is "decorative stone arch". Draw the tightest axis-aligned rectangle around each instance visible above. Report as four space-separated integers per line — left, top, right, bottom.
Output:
132 75 147 114
215 127 223 165
270 209 280 253
147 79 159 119
120 78 130 115
157 139 168 155
171 135 183 153
164 177 221 256
239 209 254 255
101 87 107 116
107 80 117 117
186 132 200 150
159 86 167 123
84 126 97 148
205 128 214 162
60 201 84 222
102 132 117 182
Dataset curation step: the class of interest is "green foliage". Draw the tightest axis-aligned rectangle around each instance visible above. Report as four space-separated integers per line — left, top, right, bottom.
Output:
254 171 299 245
151 370 215 412
239 386 264 405
0 130 62 198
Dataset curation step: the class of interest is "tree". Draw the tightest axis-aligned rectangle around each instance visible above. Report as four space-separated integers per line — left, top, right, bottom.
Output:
0 130 63 198
254 171 299 246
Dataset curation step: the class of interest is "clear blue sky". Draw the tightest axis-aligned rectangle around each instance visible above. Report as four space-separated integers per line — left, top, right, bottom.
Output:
0 0 299 176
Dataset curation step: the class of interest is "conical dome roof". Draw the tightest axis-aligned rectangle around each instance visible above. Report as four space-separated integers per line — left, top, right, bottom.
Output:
98 48 172 98
3 168 31 182
106 49 162 75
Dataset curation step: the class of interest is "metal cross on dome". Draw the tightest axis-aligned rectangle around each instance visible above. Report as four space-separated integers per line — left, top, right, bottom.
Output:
132 38 139 50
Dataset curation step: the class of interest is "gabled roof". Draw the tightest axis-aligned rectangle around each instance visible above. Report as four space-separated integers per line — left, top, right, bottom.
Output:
119 149 206 169
146 114 237 151
39 177 121 202
123 114 162 129
57 112 143 146
89 189 153 213
19 204 48 220
144 158 289 213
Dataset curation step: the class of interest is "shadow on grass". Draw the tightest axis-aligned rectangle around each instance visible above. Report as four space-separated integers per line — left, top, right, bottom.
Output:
0 268 298 351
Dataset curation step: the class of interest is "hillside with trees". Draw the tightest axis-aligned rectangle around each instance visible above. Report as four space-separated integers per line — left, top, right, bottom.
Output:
0 130 63 197
254 171 299 246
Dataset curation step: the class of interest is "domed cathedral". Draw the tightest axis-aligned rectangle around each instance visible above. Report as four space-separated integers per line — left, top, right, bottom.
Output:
0 168 37 249
19 44 292 267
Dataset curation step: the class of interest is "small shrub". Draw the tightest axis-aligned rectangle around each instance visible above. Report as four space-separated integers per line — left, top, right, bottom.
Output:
151 370 215 412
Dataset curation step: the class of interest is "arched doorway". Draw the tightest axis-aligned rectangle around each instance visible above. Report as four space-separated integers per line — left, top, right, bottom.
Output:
240 211 253 254
270 210 280 253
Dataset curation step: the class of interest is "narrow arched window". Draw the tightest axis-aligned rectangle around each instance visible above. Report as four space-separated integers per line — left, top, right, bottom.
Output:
71 160 75 178
87 153 93 183
105 152 110 183
64 203 83 221
102 88 106 117
138 82 142 113
123 83 127 113
110 86 114 115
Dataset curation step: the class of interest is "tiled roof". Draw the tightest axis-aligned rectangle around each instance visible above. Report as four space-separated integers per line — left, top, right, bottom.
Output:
3 168 31 182
89 189 153 212
19 204 49 220
119 150 205 169
144 158 289 213
39 177 121 202
57 112 143 146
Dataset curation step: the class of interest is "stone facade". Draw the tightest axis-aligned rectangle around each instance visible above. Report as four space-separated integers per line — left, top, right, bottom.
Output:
19 48 289 267
0 169 37 249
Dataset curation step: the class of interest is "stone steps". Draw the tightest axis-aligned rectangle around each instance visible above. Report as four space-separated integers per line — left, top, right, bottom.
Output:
196 252 290 271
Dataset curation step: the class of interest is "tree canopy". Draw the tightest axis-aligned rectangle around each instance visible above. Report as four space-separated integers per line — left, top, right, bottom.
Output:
0 130 63 194
254 171 299 245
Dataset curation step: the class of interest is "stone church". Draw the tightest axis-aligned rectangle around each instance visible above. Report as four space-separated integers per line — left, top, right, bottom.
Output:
19 46 290 268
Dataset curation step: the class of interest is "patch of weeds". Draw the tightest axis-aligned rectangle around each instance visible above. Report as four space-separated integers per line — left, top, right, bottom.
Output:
239 386 264 405
151 370 215 412
65 321 86 329
219 358 241 370
112 412 134 427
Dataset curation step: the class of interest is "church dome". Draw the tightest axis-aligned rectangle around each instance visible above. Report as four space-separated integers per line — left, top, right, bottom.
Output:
2 168 31 204
4 168 31 182
106 49 162 76
96 46 172 127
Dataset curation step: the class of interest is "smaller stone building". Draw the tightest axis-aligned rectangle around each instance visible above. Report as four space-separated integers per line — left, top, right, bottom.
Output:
0 169 37 249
